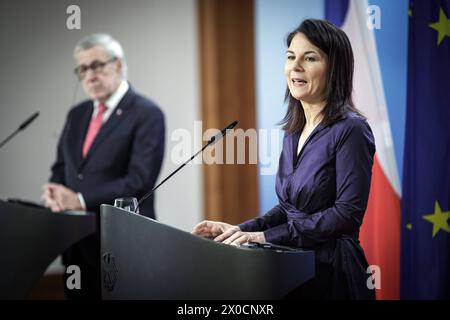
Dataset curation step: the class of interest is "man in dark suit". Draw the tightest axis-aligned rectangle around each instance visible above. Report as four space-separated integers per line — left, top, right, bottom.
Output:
41 33 165 299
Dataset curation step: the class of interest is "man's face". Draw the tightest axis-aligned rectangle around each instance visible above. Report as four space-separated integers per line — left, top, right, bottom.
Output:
75 45 122 102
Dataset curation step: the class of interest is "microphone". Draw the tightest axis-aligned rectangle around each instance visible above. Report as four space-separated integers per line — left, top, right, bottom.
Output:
135 120 238 213
0 112 39 149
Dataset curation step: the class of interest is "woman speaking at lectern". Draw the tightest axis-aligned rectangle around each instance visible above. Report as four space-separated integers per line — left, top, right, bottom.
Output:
192 19 375 300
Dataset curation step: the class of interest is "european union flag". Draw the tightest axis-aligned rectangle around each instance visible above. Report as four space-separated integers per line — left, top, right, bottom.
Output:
401 0 450 299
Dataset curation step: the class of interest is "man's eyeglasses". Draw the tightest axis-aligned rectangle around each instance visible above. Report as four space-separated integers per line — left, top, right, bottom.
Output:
74 57 117 79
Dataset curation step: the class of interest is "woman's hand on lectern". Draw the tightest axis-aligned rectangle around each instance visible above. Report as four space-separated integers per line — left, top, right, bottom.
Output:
219 230 266 246
192 220 266 246
191 220 239 240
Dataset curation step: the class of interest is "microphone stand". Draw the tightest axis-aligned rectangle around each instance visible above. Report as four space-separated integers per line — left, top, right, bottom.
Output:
135 120 238 212
0 112 40 149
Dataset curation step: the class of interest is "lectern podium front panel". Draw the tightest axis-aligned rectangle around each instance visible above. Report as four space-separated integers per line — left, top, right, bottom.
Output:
101 205 315 299
0 200 96 299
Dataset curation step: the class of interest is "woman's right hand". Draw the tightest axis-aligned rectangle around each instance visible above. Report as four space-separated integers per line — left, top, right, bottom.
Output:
191 220 240 241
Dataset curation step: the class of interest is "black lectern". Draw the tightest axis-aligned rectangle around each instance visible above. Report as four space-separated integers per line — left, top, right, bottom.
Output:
101 205 315 299
0 200 96 299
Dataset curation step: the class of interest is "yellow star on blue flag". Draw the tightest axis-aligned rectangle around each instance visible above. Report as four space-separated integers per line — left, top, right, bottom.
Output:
429 7 450 45
422 201 450 237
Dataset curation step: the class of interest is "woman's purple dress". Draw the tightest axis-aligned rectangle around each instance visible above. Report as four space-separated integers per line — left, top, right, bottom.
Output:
239 112 376 299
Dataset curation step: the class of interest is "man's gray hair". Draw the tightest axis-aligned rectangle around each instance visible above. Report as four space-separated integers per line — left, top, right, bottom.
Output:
74 33 128 79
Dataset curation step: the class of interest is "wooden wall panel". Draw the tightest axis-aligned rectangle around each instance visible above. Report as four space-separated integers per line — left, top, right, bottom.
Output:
198 0 259 224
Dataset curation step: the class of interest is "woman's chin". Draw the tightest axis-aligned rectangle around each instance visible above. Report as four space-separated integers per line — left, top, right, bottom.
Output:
291 93 309 101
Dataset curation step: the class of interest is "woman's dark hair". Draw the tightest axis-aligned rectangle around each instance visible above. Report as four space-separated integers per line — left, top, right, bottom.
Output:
281 19 364 133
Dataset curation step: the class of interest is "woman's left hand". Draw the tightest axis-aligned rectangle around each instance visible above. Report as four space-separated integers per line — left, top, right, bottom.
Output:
219 230 266 246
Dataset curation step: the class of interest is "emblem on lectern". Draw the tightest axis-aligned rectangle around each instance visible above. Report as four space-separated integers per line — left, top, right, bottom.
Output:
102 252 118 291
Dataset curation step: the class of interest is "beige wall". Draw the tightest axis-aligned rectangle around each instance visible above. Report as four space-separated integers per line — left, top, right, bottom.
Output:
0 0 202 272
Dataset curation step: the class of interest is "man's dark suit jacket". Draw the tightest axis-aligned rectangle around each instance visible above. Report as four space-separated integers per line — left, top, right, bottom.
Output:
49 87 164 297
50 87 165 218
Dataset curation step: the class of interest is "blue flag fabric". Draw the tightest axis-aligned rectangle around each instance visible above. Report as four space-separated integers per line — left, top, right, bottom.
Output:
401 0 450 299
